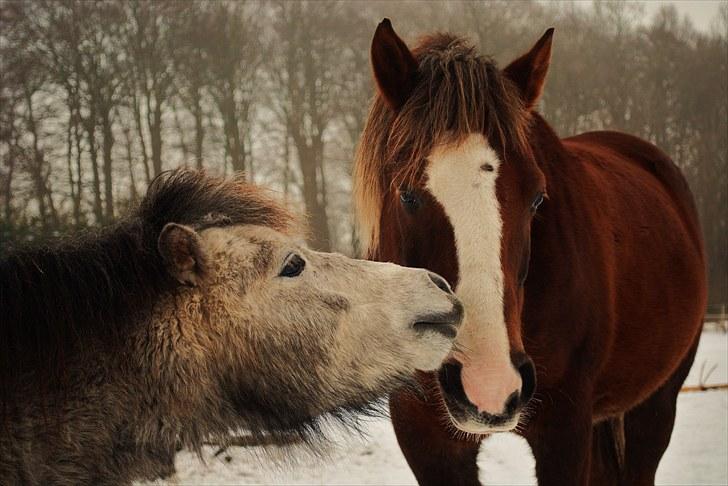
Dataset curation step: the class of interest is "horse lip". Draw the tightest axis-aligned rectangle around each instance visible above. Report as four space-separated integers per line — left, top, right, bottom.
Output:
444 405 518 434
413 321 458 339
412 304 463 339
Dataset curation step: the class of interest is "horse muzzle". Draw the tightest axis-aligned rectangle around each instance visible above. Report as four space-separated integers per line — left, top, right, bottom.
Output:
437 354 536 433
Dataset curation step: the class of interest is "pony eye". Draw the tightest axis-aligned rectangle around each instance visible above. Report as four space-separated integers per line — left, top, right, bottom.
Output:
531 192 545 211
279 253 305 278
399 189 420 212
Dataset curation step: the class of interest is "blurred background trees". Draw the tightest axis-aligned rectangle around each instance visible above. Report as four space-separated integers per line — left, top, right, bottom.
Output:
0 0 726 306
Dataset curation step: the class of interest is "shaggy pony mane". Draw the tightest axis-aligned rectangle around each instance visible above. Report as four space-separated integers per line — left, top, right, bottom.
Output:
0 169 292 405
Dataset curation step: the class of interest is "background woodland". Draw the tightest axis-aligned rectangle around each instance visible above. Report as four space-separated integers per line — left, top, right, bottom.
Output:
1 1 726 305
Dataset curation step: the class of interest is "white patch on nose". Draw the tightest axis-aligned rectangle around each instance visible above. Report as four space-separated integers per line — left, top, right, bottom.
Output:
426 134 521 418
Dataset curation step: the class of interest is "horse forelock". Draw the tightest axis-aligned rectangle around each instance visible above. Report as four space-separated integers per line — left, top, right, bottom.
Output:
140 169 295 235
354 33 531 256
0 169 294 411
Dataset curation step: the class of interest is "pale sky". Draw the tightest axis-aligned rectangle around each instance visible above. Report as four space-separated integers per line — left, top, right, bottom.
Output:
606 0 725 32
640 0 724 31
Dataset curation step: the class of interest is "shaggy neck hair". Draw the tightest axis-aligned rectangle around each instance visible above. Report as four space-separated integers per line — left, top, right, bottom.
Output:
354 33 530 254
0 170 292 417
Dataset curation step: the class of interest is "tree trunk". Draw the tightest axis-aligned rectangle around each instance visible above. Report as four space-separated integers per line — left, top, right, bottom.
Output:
66 111 77 221
193 95 204 170
85 112 104 225
3 146 15 225
150 99 163 176
132 90 151 184
23 88 50 233
172 102 189 165
283 128 290 201
232 126 245 173
224 106 245 173
294 137 330 251
121 121 138 204
43 170 59 229
72 105 84 227
101 107 114 222
246 131 254 183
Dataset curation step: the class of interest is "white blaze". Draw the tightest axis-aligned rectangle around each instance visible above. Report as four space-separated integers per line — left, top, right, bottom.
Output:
426 133 521 416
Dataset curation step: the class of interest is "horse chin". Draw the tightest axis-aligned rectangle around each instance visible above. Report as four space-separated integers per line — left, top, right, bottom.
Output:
436 363 521 434
443 403 521 435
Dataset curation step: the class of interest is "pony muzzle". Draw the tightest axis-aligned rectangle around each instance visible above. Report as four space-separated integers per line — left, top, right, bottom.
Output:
412 299 463 340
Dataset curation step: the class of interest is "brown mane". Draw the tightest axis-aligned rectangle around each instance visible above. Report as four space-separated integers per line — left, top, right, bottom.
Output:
354 33 530 253
0 169 293 410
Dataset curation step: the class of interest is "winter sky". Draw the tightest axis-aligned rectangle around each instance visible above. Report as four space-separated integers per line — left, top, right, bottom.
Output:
641 0 724 32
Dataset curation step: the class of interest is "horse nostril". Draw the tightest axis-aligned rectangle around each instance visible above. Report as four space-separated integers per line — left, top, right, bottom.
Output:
504 391 520 416
438 360 468 404
517 357 536 405
428 272 453 294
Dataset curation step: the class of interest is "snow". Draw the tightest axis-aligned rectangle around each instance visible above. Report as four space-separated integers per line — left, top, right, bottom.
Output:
148 331 728 485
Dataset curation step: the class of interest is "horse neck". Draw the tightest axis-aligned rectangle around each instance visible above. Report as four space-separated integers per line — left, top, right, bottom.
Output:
1 221 174 389
2 371 180 483
523 113 589 304
1 227 221 480
528 112 571 191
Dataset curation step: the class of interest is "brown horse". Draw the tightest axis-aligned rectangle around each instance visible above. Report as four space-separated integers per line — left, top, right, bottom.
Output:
354 19 707 485
0 169 462 485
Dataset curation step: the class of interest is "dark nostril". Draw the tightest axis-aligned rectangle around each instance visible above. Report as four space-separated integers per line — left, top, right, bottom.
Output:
428 272 453 294
517 358 536 405
511 351 536 406
504 391 520 416
438 360 468 405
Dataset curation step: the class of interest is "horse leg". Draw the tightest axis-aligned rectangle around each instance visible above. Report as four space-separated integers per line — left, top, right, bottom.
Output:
588 415 625 486
390 381 482 486
619 333 700 486
525 372 595 486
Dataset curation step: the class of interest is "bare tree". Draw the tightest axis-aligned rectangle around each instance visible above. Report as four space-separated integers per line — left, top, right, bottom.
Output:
0 1 724 306
170 3 210 170
35 1 126 223
124 1 176 177
267 1 361 250
34 1 86 226
3 3 59 234
204 3 262 175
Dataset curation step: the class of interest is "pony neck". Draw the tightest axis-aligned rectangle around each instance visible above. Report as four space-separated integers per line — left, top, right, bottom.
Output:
1 220 174 390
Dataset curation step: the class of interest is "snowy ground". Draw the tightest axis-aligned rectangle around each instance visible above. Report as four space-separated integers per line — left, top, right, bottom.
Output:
153 331 728 485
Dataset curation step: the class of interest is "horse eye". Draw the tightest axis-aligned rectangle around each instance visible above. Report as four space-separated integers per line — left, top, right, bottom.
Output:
400 189 420 212
279 253 305 278
531 192 545 211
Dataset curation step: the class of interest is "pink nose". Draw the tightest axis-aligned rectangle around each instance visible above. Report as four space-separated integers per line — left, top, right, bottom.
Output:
460 360 522 415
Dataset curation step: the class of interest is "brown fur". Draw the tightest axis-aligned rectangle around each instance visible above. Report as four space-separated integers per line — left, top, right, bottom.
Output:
356 21 707 486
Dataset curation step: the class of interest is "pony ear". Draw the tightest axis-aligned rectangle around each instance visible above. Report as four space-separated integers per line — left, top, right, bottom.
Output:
158 223 207 286
371 18 418 111
504 28 554 109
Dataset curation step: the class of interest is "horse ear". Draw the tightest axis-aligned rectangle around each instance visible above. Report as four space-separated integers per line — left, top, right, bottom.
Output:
504 28 554 109
371 18 418 111
158 223 207 286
